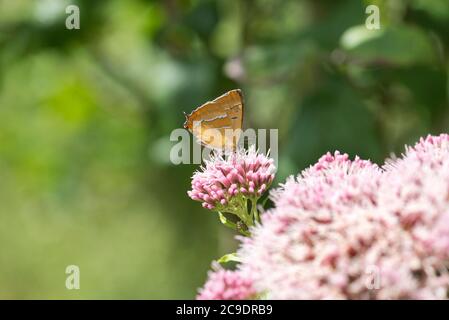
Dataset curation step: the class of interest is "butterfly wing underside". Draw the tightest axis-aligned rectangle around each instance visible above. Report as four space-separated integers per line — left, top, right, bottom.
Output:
184 89 244 151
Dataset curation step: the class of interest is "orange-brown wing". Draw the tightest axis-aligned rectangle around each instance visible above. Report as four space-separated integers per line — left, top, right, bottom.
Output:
184 89 244 150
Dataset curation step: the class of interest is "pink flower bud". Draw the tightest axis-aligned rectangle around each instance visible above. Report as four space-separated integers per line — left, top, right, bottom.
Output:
188 146 276 210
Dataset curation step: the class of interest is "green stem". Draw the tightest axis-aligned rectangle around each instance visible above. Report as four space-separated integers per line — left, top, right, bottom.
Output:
251 197 260 224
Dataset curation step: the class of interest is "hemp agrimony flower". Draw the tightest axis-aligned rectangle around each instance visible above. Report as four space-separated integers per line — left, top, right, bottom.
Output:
188 146 276 234
195 134 449 300
237 135 449 299
197 265 256 300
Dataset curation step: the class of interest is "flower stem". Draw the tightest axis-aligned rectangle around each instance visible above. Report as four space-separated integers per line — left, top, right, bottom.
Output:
251 197 260 224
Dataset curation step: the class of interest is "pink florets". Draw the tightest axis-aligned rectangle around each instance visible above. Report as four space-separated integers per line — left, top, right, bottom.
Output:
196 134 449 299
239 205 448 299
236 136 449 299
197 268 256 300
272 151 381 214
188 146 276 210
381 134 449 260
239 159 403 300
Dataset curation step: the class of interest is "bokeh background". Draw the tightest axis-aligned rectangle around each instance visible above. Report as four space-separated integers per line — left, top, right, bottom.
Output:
0 0 448 299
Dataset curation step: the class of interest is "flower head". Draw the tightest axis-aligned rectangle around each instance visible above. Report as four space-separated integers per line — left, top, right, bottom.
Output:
236 140 449 299
239 205 448 299
381 134 449 260
197 267 256 300
271 151 381 214
195 134 449 299
188 146 276 211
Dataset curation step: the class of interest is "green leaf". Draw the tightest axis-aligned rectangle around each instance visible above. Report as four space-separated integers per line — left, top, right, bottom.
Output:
340 25 384 49
340 25 438 66
217 253 241 264
410 0 449 23
218 212 236 228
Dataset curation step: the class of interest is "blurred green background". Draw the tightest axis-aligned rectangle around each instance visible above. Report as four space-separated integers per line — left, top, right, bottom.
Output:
0 0 448 299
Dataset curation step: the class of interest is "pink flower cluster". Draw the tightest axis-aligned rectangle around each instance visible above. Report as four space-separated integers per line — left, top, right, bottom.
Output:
272 151 382 215
381 134 449 260
233 134 449 299
188 146 275 210
197 268 256 300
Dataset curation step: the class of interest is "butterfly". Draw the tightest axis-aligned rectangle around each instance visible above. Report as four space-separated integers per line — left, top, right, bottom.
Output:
183 89 244 151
